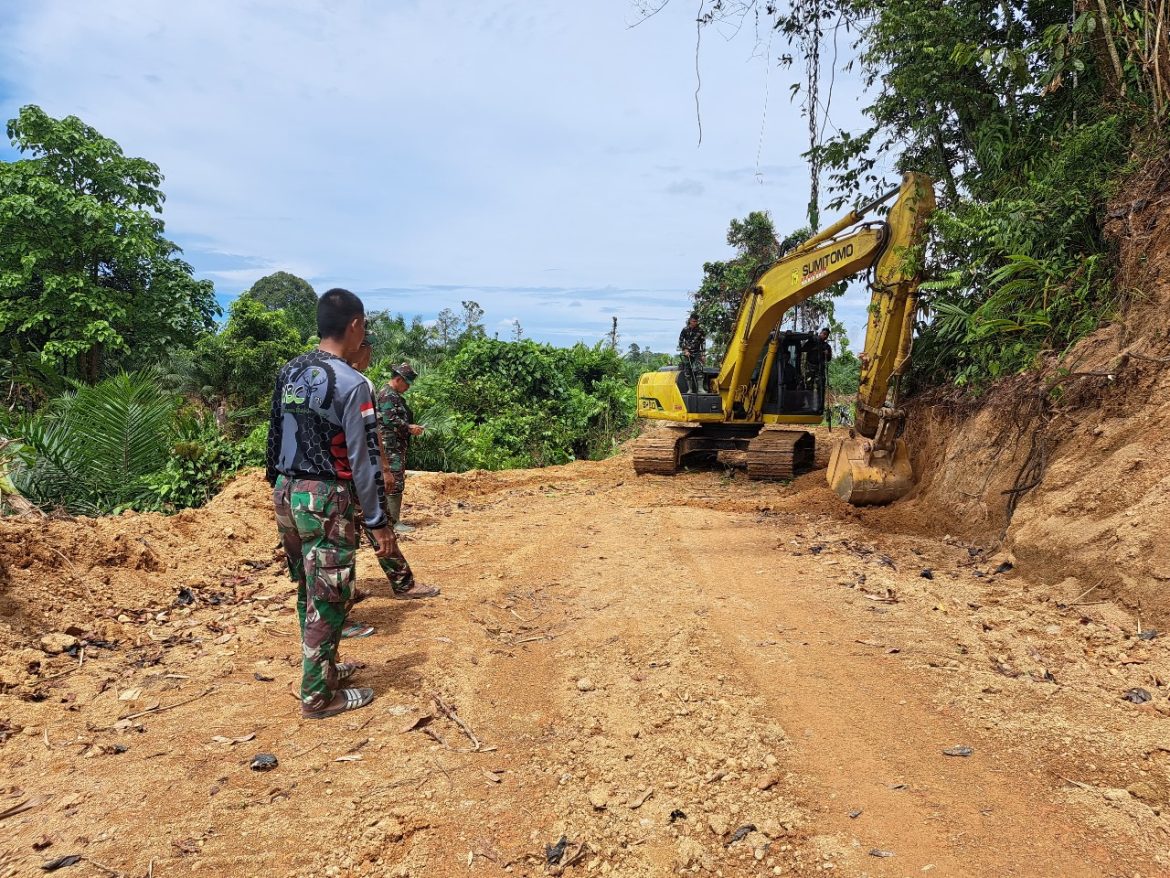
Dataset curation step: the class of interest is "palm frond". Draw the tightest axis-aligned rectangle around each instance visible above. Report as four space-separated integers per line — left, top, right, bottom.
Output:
14 370 179 513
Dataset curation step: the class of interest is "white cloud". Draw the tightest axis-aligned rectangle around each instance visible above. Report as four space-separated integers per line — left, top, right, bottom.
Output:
0 0 886 352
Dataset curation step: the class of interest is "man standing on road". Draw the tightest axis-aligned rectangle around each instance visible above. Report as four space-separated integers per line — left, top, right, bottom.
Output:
352 355 438 602
678 313 706 394
267 288 394 720
376 364 438 596
377 363 422 532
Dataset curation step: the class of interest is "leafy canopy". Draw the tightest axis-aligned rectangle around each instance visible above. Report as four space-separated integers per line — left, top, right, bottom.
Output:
244 271 318 342
192 296 305 411
691 0 1167 387
0 105 218 382
412 337 635 470
14 371 179 513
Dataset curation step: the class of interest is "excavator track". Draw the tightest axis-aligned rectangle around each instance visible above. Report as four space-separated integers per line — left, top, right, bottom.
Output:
745 429 815 481
632 428 697 476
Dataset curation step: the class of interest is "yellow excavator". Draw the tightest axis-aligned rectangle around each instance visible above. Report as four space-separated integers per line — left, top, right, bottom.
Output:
633 171 935 505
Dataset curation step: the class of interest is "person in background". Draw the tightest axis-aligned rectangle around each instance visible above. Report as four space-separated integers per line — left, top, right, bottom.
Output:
375 363 440 598
377 363 419 531
803 327 833 407
677 313 706 393
349 351 439 606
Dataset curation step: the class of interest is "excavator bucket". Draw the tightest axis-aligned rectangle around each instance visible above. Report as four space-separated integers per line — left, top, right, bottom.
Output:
826 436 913 506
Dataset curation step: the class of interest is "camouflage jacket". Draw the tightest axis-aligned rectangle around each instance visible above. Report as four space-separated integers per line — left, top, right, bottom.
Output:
266 350 388 529
802 337 833 367
678 325 705 358
376 385 414 454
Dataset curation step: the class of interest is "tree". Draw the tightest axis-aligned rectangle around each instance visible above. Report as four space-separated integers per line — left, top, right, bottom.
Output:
460 300 486 340
366 311 434 368
191 296 304 414
433 308 460 348
0 105 218 383
828 349 861 396
424 337 634 468
14 371 179 513
690 211 780 359
682 0 1163 386
244 271 317 341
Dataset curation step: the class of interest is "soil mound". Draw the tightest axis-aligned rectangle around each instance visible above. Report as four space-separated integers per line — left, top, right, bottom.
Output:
0 471 279 689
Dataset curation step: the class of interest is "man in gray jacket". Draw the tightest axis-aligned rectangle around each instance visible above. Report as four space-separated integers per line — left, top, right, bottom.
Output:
266 288 394 720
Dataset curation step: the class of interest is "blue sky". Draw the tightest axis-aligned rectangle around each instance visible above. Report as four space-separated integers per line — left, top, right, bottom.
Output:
0 1 887 352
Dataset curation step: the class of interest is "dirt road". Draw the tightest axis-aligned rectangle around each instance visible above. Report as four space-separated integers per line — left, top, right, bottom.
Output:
2 454 1169 877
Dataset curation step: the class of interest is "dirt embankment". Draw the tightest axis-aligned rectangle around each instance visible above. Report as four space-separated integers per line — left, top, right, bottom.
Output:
895 157 1170 626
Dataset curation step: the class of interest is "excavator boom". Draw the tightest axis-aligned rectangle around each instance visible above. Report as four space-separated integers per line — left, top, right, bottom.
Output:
826 173 935 505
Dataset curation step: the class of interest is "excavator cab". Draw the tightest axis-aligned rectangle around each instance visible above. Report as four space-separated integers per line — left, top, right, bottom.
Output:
761 332 826 417
640 366 723 418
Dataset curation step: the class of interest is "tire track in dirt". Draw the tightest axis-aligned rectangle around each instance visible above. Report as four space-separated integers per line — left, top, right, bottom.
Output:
366 487 825 876
661 501 1156 877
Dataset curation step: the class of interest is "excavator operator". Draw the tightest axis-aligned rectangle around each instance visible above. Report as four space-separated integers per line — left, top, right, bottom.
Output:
678 313 706 393
802 327 833 408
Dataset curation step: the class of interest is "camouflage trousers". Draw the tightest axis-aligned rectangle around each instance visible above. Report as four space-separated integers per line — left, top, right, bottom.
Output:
377 540 414 593
356 503 415 594
680 353 704 393
378 451 414 593
355 509 415 593
273 476 357 714
384 446 406 496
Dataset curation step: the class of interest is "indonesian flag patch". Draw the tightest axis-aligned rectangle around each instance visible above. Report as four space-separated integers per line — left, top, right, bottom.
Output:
360 401 375 421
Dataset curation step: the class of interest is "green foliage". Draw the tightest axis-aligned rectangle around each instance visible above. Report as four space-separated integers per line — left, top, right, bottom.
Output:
0 339 66 410
699 0 1167 388
0 428 31 513
0 105 218 383
191 296 306 411
691 211 778 358
366 311 438 369
245 271 318 342
430 300 487 352
622 343 673 384
827 349 861 396
911 118 1123 386
414 338 636 470
235 422 269 468
14 372 179 513
405 398 470 473
9 372 256 515
140 410 248 512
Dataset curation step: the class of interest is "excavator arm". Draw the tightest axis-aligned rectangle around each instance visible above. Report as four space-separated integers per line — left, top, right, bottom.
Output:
717 172 934 429
715 225 886 418
826 172 936 504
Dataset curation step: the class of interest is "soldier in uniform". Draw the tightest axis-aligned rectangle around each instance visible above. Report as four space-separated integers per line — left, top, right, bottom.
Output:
267 288 395 720
376 363 439 599
678 313 706 393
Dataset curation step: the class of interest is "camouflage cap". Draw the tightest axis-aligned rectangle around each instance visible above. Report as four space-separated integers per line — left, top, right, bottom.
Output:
391 362 418 386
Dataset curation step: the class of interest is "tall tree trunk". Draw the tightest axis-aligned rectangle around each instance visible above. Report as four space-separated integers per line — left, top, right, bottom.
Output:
84 344 102 384
1095 0 1129 98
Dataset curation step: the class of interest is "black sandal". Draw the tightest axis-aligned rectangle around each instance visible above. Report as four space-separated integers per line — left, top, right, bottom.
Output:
302 687 374 719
